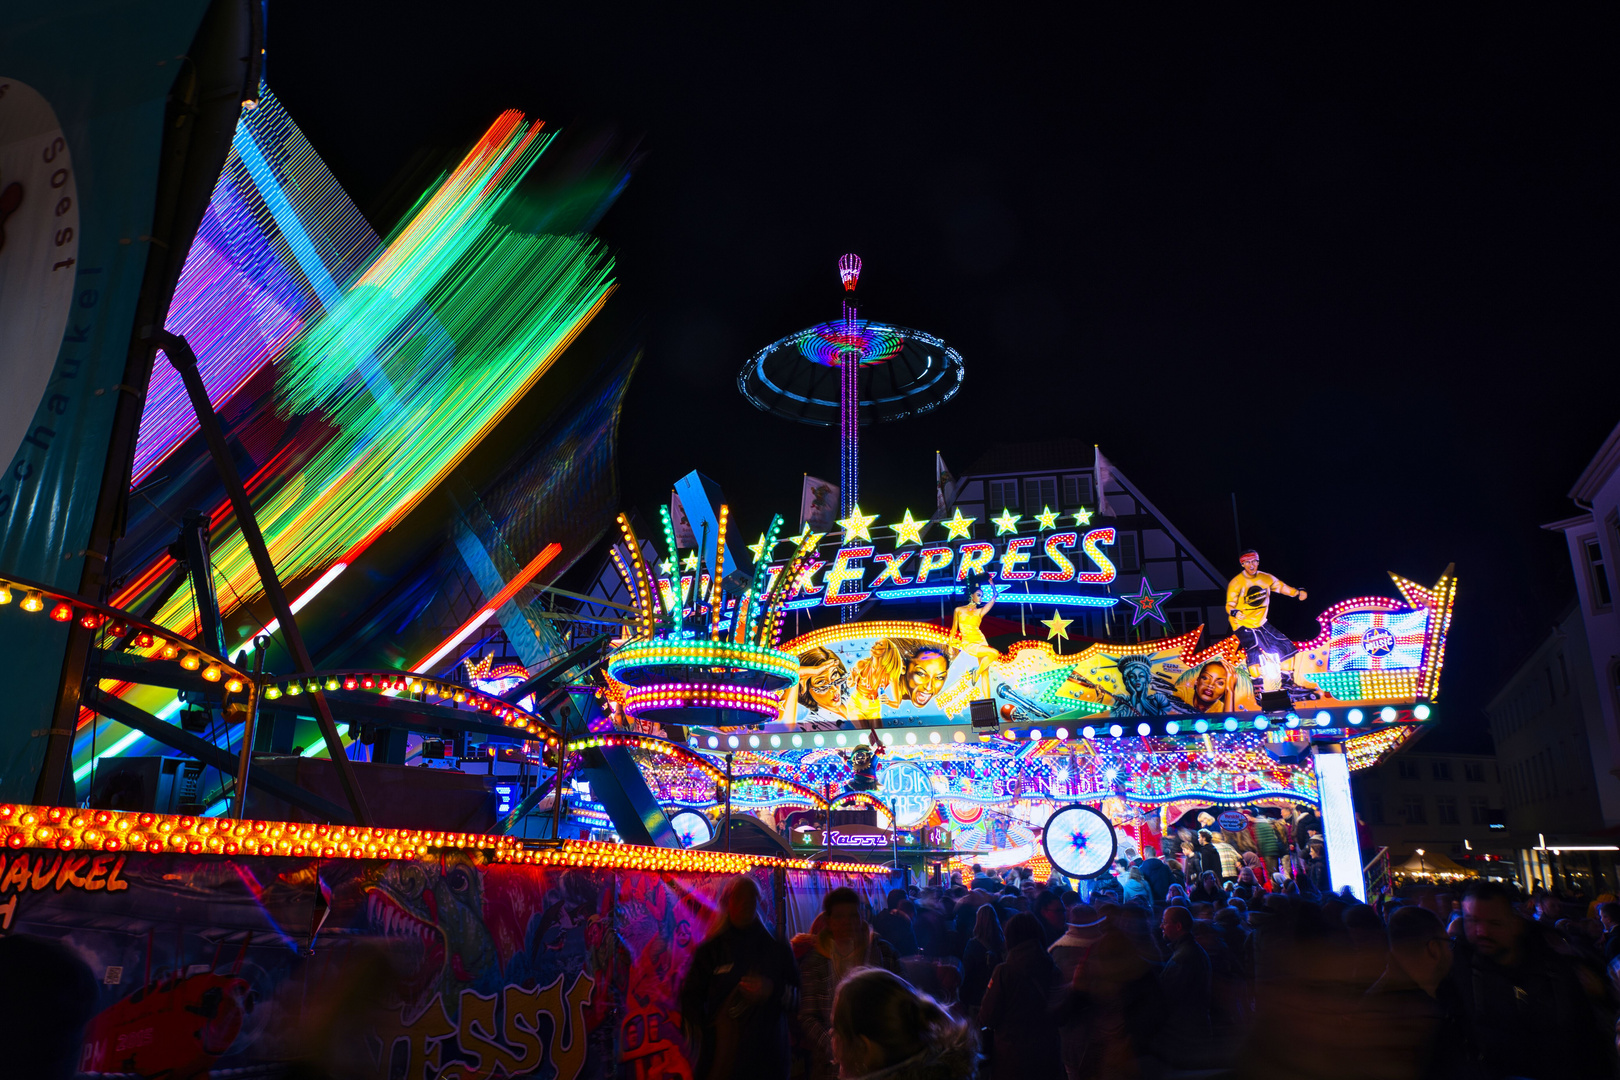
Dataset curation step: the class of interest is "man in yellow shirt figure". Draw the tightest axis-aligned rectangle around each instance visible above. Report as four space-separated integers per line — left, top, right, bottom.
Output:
1226 549 1311 695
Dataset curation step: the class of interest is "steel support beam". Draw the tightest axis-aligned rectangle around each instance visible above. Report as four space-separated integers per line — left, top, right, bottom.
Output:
157 330 370 825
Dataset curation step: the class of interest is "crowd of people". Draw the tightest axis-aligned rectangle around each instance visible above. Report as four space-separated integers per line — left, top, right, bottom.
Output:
679 855 1620 1080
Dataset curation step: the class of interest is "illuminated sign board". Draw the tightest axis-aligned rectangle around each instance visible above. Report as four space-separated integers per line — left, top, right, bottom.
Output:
661 518 1123 614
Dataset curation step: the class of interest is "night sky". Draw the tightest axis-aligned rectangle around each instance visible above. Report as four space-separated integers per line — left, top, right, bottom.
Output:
269 6 1618 750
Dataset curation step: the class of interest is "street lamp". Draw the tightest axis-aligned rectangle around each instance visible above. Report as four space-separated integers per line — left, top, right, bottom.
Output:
1416 848 1427 876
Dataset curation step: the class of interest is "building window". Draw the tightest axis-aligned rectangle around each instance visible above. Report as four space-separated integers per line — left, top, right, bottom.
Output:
1586 537 1613 611
1465 762 1485 783
1364 796 1384 825
1118 533 1140 573
1403 796 1426 824
1398 760 1419 781
1168 609 1201 636
1469 796 1490 825
1436 796 1459 825
1063 475 1094 507
988 480 1019 510
1431 760 1452 782
1028 477 1057 512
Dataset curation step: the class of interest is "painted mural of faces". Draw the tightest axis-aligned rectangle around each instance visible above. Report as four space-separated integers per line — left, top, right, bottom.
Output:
799 648 847 715
905 648 950 708
1191 661 1230 711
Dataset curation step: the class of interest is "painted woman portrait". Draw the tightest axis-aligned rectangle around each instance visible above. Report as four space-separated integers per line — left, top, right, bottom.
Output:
796 647 847 723
901 644 951 709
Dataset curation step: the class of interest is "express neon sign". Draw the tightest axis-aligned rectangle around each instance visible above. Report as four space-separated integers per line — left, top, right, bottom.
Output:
763 527 1121 611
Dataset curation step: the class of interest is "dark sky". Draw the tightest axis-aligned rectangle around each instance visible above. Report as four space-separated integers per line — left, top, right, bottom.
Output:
269 5 1619 751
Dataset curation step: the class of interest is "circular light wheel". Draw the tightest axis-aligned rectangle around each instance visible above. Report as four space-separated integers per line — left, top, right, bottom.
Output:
670 810 714 848
1041 803 1117 879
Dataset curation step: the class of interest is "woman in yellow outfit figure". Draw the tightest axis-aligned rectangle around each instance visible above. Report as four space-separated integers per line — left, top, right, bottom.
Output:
948 584 999 700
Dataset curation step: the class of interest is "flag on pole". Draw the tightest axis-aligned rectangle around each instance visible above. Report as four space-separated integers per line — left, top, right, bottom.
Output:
935 452 960 515
670 491 696 546
801 475 839 531
1094 445 1116 518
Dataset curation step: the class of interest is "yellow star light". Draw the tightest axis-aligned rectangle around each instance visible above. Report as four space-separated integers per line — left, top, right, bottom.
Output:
836 505 880 544
1035 506 1061 530
1072 506 1094 526
681 552 699 572
788 524 813 547
992 508 1022 536
747 533 771 561
891 509 928 546
942 508 976 540
1041 609 1073 641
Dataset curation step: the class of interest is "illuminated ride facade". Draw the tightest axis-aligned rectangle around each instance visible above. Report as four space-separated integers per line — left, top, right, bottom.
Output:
590 468 1458 900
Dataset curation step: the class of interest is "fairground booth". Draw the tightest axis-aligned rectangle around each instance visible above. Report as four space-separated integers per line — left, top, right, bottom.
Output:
583 474 1457 902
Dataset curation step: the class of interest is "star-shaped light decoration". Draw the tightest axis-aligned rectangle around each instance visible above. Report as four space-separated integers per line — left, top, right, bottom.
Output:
836 505 879 544
942 508 976 540
1041 609 1073 642
992 508 1022 536
1121 575 1174 625
681 552 700 572
746 533 772 561
1035 505 1061 530
658 559 674 575
1072 506 1094 526
891 509 929 546
788 524 813 547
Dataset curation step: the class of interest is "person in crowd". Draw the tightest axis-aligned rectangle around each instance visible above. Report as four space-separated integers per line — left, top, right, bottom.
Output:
979 912 1063 1080
1155 905 1212 1067
1343 900 1390 993
1361 905 1467 1080
960 902 1004 1012
793 911 829 961
800 887 898 1080
1304 837 1329 893
1255 811 1284 876
1189 869 1224 907
872 888 920 956
1601 900 1620 964
679 876 800 1080
1212 831 1242 882
1033 889 1067 945
951 887 987 949
1196 829 1223 878
1138 848 1172 908
832 967 978 1080
1122 865 1153 910
0 934 97 1080
1449 880 1613 1080
913 889 948 956
1048 905 1106 1080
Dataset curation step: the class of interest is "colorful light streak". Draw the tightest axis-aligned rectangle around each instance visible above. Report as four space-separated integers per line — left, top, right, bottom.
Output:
147 110 614 646
410 542 562 674
134 86 381 483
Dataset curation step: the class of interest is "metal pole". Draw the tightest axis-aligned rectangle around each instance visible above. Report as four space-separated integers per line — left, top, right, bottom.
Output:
158 331 371 826
230 639 267 819
724 753 734 853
